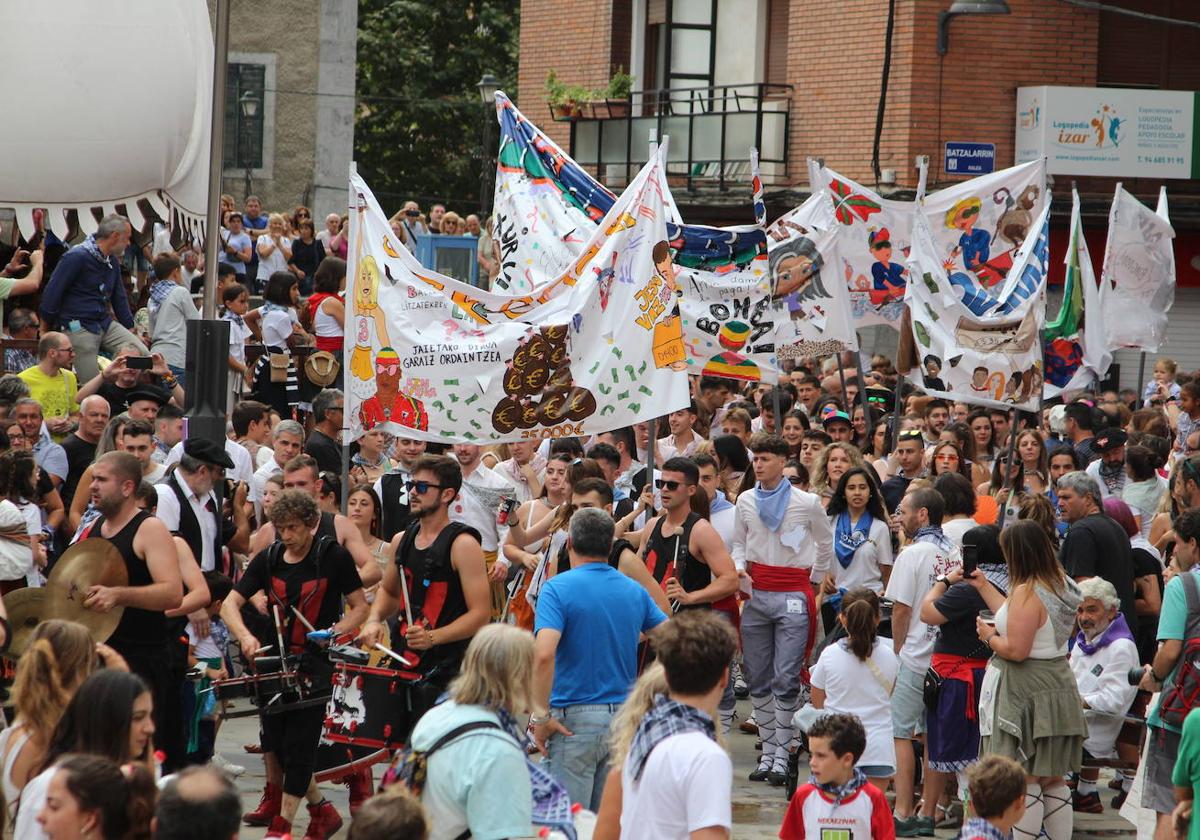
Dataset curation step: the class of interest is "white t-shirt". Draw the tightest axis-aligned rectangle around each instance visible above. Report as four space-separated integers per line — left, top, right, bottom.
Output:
941 517 976 548
831 518 893 593
620 731 732 840
260 308 299 350
187 621 223 660
884 540 962 671
256 236 293 280
15 765 53 840
811 639 899 770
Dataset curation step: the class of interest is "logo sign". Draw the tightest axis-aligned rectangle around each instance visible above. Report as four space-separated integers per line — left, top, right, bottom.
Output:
945 142 996 175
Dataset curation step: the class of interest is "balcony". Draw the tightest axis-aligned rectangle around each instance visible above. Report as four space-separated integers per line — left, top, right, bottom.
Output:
563 83 792 193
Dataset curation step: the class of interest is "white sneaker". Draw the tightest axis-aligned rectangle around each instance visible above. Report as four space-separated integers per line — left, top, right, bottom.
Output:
212 754 246 777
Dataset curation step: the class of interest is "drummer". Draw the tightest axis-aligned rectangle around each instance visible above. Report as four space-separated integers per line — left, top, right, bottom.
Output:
358 454 491 730
220 489 368 840
72 451 183 764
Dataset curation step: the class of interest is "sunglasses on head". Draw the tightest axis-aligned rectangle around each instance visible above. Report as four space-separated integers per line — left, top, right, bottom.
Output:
787 476 804 486
898 430 923 441
654 479 683 491
405 479 448 495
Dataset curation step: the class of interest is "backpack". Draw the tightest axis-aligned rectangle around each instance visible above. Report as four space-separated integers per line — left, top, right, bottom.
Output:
1159 572 1200 728
381 720 501 799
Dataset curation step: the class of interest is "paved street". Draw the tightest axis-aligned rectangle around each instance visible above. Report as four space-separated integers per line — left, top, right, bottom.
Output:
216 698 1139 838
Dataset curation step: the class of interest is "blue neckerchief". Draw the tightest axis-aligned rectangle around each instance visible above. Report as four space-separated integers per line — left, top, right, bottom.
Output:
754 479 793 532
628 695 717 782
222 310 244 326
81 234 113 267
914 524 953 553
710 490 733 515
834 510 874 569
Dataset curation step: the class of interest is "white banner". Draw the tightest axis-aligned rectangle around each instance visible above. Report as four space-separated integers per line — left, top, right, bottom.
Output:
344 154 689 444
492 93 782 383
919 159 1048 294
903 203 1051 412
765 196 859 358
809 163 917 330
1100 185 1176 352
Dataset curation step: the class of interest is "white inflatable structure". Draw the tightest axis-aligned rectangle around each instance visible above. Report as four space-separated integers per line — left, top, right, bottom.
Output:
1 1 213 242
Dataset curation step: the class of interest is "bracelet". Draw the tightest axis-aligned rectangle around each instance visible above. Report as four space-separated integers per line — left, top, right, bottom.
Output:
529 712 551 726
428 628 437 646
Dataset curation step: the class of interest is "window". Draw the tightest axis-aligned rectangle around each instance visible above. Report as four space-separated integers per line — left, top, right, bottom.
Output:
223 63 266 170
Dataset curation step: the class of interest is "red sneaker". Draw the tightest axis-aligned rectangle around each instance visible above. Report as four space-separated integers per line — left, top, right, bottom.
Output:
243 783 282 826
347 767 374 815
264 815 292 839
302 800 344 840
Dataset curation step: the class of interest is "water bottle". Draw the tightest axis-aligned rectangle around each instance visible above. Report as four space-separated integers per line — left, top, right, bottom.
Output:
572 805 597 840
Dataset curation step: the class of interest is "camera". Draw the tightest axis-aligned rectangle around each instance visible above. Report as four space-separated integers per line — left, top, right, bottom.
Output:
1128 666 1148 687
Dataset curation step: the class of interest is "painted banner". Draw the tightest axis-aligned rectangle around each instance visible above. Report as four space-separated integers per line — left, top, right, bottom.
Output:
765 194 858 358
808 164 917 330
919 159 1048 296
1043 189 1111 398
903 201 1051 412
492 93 781 383
1101 185 1176 352
343 154 690 444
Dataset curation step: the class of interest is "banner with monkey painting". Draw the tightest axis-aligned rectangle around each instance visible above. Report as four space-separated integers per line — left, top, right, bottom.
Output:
343 155 690 445
902 201 1051 412
491 92 782 384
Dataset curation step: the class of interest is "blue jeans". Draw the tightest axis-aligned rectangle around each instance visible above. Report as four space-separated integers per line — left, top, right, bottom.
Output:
168 364 186 390
545 703 617 811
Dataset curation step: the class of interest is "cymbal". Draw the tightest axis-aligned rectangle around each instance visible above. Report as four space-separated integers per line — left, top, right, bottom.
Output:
4 588 46 658
43 538 128 643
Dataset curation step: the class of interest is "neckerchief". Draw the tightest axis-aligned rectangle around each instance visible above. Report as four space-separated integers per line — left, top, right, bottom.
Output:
710 490 734 515
959 816 1012 840
148 279 176 314
914 524 953 553
81 234 113 267
811 766 867 804
1098 459 1125 494
351 452 388 469
835 510 874 569
222 310 244 326
1073 612 1136 656
628 695 717 781
754 479 793 532
261 301 288 316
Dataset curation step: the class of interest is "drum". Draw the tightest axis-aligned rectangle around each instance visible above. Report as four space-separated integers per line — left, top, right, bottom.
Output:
314 662 422 781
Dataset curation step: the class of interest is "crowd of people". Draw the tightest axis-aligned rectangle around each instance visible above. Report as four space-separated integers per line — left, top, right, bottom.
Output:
3 205 1200 840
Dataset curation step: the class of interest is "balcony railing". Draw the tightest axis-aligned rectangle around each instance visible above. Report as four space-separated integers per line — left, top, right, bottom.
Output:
563 82 792 192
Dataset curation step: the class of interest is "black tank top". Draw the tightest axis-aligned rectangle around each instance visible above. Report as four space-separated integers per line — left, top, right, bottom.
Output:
395 521 481 680
89 510 166 651
316 511 338 542
644 512 710 609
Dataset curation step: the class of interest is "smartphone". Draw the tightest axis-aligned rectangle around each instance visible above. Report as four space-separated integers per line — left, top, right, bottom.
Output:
126 356 153 370
961 542 978 576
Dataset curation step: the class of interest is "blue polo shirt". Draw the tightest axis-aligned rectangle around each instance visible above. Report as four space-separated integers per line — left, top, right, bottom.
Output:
535 561 667 707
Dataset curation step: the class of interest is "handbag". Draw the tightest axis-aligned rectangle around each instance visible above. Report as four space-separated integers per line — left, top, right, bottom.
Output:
922 666 944 712
269 352 290 383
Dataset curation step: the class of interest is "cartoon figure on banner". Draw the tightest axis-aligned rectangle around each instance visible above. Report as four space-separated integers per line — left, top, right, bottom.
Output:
350 255 392 381
922 355 947 392
867 227 906 305
358 347 429 432
993 185 1040 250
635 241 687 371
769 236 830 324
846 258 905 322
971 367 1006 401
701 321 761 383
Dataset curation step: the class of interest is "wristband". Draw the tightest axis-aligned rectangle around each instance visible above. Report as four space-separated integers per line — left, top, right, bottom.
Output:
529 712 551 726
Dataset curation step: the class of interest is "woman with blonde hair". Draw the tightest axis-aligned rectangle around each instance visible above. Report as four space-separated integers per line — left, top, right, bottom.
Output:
0 621 127 811
810 442 866 503
255 212 293 288
406 624 538 840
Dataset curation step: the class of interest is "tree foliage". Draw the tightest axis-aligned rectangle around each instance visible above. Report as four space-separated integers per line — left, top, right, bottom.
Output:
355 0 519 216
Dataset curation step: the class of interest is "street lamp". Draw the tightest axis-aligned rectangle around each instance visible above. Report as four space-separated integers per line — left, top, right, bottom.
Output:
239 89 260 199
477 72 500 216
937 0 1010 55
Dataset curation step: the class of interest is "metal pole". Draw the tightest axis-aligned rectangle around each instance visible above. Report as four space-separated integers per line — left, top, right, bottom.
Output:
835 353 849 411
201 0 231 321
1136 351 1147 406
995 408 1021 529
856 340 872 437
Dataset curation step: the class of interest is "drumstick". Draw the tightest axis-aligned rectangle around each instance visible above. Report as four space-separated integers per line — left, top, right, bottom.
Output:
272 606 288 675
397 568 415 629
373 643 415 668
290 606 317 634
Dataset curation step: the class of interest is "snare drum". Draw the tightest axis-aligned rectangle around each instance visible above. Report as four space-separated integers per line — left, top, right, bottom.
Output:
321 662 421 752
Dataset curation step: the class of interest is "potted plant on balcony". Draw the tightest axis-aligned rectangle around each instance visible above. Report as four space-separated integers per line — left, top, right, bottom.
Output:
603 67 634 118
546 70 585 121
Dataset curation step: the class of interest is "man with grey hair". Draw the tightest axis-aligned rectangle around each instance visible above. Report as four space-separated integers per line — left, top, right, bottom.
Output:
530 507 668 811
1067 575 1140 811
13 397 68 487
0 374 30 420
1057 470 1137 633
249 419 305 522
61 394 110 508
40 213 143 382
305 388 343 474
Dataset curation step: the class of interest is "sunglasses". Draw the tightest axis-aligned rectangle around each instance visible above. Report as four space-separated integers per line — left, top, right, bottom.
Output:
787 476 804 486
406 480 448 495
654 479 683 491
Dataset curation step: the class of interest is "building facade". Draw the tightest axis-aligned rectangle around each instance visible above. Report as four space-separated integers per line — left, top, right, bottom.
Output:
515 0 1200 384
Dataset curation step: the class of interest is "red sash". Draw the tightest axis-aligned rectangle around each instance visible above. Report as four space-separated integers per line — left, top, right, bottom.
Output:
748 563 818 667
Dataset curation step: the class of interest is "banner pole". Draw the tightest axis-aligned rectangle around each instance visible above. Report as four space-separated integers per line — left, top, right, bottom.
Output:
856 338 872 440
341 161 358 516
995 408 1021 530
836 353 850 411
1136 352 1147 406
